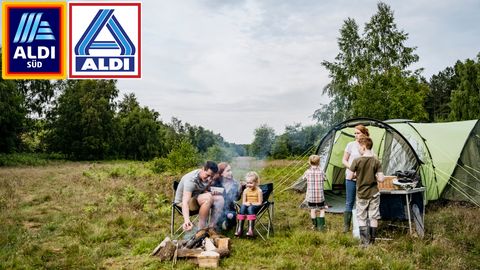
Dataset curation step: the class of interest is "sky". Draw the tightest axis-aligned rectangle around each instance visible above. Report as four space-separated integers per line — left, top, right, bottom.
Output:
2 0 480 144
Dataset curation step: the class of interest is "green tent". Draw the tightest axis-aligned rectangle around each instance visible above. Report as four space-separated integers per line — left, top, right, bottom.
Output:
290 118 480 206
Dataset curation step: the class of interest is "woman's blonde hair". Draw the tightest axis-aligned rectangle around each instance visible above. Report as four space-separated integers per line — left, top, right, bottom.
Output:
245 171 260 184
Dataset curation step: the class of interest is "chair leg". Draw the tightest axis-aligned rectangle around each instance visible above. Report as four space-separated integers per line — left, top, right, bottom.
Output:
171 205 175 237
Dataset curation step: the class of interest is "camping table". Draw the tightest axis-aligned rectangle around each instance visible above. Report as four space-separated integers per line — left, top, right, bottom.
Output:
380 187 426 235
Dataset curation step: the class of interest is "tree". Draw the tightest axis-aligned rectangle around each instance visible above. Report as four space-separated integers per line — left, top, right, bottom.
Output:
47 80 119 159
319 2 428 123
426 67 458 121
0 79 26 153
117 93 164 160
16 80 54 119
250 124 275 158
0 51 26 152
449 55 480 120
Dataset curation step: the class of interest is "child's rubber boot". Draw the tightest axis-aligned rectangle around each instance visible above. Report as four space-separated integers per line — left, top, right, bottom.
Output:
316 217 326 231
359 226 370 247
234 214 245 237
369 226 377 244
246 215 256 237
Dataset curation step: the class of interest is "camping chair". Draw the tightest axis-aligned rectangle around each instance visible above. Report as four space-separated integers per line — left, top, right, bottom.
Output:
170 180 200 237
236 183 274 241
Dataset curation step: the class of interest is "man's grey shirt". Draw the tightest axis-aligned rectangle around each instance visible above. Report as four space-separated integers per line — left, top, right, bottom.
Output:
174 169 209 203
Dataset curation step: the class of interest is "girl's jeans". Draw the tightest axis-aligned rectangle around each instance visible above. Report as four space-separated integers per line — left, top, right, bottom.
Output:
240 204 260 215
345 179 356 212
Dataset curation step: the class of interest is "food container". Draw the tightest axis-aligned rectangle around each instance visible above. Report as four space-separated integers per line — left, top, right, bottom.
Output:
378 176 399 190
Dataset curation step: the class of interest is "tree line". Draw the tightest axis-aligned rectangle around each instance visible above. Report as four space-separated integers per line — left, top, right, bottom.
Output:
1 3 478 161
0 64 245 161
249 2 480 159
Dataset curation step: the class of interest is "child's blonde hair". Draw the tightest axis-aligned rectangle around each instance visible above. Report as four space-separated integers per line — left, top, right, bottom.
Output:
309 155 320 166
245 171 260 185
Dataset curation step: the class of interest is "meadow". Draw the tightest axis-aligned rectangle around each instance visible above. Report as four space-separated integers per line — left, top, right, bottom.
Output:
0 158 479 269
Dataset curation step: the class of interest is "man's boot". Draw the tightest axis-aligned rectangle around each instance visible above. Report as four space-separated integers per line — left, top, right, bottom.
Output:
234 214 245 237
370 226 377 244
343 211 352 233
316 217 325 231
359 226 370 247
246 215 256 237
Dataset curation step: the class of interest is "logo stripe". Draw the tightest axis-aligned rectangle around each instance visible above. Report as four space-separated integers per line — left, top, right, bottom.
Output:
37 27 52 34
20 13 36 43
13 13 29 43
77 9 112 55
82 9 113 55
108 15 134 55
27 13 43 43
36 34 55 40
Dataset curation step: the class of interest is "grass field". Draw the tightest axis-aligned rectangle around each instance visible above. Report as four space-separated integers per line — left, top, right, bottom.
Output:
1 158 479 269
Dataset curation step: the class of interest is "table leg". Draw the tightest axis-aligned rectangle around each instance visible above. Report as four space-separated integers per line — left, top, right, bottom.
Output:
405 194 412 234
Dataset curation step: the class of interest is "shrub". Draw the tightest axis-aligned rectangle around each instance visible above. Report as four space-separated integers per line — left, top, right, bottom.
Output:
150 140 200 174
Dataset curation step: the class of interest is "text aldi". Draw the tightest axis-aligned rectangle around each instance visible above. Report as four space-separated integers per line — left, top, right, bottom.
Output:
69 2 141 78
2 2 66 79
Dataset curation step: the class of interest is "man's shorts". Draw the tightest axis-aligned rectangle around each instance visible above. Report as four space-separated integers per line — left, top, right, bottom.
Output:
176 197 200 212
356 193 381 221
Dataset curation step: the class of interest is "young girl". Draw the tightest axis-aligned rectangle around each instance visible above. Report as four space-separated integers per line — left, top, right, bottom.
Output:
235 171 263 237
303 155 326 231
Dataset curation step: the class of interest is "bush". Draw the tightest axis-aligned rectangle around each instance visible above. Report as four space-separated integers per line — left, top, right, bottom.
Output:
150 140 201 174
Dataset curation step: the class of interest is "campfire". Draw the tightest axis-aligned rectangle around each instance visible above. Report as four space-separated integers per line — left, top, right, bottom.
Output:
152 228 231 268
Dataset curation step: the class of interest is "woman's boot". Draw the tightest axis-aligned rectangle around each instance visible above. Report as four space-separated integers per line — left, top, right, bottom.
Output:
343 211 352 233
246 215 256 237
235 214 245 236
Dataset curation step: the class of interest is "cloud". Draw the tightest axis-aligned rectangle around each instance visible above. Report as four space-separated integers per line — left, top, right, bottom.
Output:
2 0 478 143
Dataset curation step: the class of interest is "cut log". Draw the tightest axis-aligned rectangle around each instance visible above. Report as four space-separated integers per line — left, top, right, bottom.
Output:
198 251 220 268
157 240 176 261
214 238 230 251
151 236 171 256
176 248 204 258
217 248 230 258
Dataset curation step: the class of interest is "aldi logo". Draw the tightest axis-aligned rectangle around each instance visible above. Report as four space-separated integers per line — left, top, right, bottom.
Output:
69 2 141 78
2 2 66 79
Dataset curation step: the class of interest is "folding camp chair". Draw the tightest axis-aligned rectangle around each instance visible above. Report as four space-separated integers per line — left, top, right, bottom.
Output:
170 180 200 237
236 183 274 240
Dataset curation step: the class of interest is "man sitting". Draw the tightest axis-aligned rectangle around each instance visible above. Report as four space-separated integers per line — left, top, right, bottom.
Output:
174 161 224 231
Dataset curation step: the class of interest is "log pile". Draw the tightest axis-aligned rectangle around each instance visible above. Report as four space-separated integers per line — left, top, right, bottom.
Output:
152 228 231 268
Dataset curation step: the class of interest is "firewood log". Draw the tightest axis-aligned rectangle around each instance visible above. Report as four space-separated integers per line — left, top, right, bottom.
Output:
151 236 171 256
217 248 230 258
176 248 204 258
156 240 176 261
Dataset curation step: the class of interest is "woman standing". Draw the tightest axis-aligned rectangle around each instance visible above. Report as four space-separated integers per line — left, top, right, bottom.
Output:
342 125 370 233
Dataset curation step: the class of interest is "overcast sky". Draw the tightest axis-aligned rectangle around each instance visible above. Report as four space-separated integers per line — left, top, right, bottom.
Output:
3 1 479 144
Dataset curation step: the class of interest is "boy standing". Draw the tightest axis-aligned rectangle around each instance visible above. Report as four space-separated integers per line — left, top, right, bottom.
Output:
303 155 326 231
349 137 384 246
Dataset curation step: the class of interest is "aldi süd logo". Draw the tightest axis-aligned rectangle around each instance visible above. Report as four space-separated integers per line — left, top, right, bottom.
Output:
69 2 141 78
2 2 66 79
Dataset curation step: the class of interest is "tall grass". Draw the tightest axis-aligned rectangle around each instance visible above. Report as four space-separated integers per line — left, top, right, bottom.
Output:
0 159 478 269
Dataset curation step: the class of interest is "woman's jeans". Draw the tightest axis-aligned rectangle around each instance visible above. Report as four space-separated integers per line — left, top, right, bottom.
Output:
240 204 260 215
345 179 356 212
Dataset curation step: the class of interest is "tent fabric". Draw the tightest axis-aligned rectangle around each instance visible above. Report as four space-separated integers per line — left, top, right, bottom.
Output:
290 118 480 206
